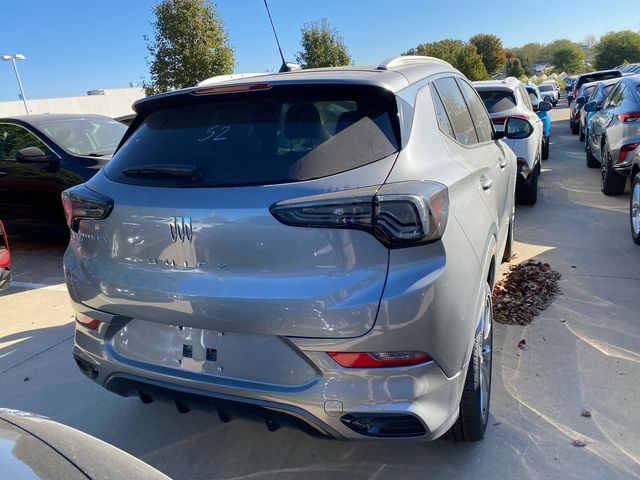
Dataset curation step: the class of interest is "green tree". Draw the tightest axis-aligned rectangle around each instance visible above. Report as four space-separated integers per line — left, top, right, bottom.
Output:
505 57 525 78
594 30 640 70
404 39 489 80
144 0 234 95
470 33 506 75
541 39 581 63
296 18 352 69
551 46 584 74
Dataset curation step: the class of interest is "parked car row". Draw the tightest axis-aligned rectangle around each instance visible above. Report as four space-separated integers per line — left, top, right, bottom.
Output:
568 69 640 244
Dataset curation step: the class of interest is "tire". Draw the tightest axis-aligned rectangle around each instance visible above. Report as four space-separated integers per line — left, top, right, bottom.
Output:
601 142 626 196
542 135 550 160
571 119 579 135
517 164 539 206
502 203 515 263
579 125 585 142
586 138 599 168
447 286 492 442
631 173 640 245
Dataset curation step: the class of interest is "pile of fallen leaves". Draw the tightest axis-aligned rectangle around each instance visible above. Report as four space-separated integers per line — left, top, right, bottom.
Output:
492 260 561 325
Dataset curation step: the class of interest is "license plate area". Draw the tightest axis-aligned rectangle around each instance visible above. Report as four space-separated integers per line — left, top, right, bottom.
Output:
111 319 318 386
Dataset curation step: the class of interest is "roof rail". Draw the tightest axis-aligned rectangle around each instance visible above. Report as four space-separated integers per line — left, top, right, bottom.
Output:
378 55 452 70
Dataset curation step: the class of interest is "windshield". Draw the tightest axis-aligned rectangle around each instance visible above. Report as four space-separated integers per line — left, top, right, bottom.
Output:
106 84 400 187
38 117 127 156
539 84 554 92
478 90 517 113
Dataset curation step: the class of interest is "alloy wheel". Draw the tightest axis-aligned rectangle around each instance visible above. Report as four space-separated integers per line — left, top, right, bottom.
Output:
632 181 640 236
601 148 609 189
479 293 493 426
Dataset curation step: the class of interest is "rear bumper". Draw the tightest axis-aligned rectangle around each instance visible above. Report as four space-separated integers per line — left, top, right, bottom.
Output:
72 323 465 440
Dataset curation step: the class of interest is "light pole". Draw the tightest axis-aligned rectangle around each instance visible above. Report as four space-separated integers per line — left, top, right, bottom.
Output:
2 54 29 115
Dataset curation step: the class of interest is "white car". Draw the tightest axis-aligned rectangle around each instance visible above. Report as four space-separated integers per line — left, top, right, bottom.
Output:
474 77 546 205
539 82 559 105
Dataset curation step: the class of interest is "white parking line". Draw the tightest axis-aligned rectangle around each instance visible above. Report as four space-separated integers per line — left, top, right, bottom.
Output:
8 281 68 292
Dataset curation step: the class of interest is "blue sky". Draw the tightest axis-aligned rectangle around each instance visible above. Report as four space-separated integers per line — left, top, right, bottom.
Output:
1 0 638 101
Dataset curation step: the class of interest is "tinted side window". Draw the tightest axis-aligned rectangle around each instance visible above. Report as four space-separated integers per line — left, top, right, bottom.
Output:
430 84 455 139
457 79 493 143
520 86 533 111
434 77 478 146
603 84 620 109
0 123 51 161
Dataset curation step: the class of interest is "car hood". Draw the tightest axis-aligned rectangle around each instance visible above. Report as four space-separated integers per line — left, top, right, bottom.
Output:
0 409 170 480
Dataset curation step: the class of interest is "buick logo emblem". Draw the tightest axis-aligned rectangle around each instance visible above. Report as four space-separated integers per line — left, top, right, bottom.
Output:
169 217 193 243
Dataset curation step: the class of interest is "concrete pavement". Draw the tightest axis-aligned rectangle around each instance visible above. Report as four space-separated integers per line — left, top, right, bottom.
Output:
0 104 638 479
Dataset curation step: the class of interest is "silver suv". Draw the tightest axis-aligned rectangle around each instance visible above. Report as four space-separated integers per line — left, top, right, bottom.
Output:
63 56 527 441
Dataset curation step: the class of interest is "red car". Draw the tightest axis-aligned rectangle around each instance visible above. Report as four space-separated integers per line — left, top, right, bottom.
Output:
0 220 11 290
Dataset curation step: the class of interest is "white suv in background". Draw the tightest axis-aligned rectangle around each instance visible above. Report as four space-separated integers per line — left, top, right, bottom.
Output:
474 77 545 205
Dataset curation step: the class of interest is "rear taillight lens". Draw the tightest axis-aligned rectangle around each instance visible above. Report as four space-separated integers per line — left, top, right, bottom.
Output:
617 112 640 122
76 312 101 330
61 185 113 232
620 143 640 163
328 351 431 368
270 181 449 247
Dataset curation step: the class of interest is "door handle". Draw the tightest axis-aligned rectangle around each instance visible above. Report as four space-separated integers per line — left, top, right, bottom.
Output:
498 157 508 169
480 175 494 191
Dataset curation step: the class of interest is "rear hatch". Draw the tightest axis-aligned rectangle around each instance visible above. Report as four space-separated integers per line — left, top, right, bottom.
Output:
67 83 401 339
476 88 518 132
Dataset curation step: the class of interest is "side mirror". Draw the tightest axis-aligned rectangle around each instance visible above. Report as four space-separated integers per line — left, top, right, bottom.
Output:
543 95 553 103
584 101 597 113
15 146 52 164
576 96 587 105
568 94 575 102
538 101 552 112
504 117 534 140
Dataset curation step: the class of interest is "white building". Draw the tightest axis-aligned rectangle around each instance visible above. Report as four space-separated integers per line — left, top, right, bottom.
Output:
0 87 145 118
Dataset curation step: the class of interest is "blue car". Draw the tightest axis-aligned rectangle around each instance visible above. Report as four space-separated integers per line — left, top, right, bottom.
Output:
526 83 551 159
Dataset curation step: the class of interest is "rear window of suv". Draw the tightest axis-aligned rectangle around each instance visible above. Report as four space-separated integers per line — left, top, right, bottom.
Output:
477 90 517 113
105 84 400 187
577 71 622 90
539 84 554 92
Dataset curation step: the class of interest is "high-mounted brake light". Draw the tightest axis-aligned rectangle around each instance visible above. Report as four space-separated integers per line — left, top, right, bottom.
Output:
328 351 431 368
192 83 272 95
76 312 101 330
617 112 640 123
270 181 449 247
61 185 113 232
620 143 640 163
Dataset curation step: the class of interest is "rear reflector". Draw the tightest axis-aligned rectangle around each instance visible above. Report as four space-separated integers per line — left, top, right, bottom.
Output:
516 157 526 165
192 83 272 95
328 351 431 368
76 313 101 330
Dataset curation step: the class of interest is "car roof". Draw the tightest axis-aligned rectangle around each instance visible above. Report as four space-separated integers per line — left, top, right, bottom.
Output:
472 77 521 92
582 77 621 89
0 113 116 126
577 69 621 79
133 56 462 113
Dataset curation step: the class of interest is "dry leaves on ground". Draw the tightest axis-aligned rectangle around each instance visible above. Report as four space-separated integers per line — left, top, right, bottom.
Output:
493 260 561 325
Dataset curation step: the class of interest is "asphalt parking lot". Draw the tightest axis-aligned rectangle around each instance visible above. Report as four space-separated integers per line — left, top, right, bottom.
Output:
1 103 639 480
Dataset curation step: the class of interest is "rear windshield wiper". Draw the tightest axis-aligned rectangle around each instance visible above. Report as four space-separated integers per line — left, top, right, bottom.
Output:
122 164 202 181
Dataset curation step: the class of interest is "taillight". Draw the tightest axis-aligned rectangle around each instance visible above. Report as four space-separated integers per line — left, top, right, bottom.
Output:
617 112 640 122
76 312 101 330
328 351 431 368
270 181 449 247
620 143 640 163
61 185 113 232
